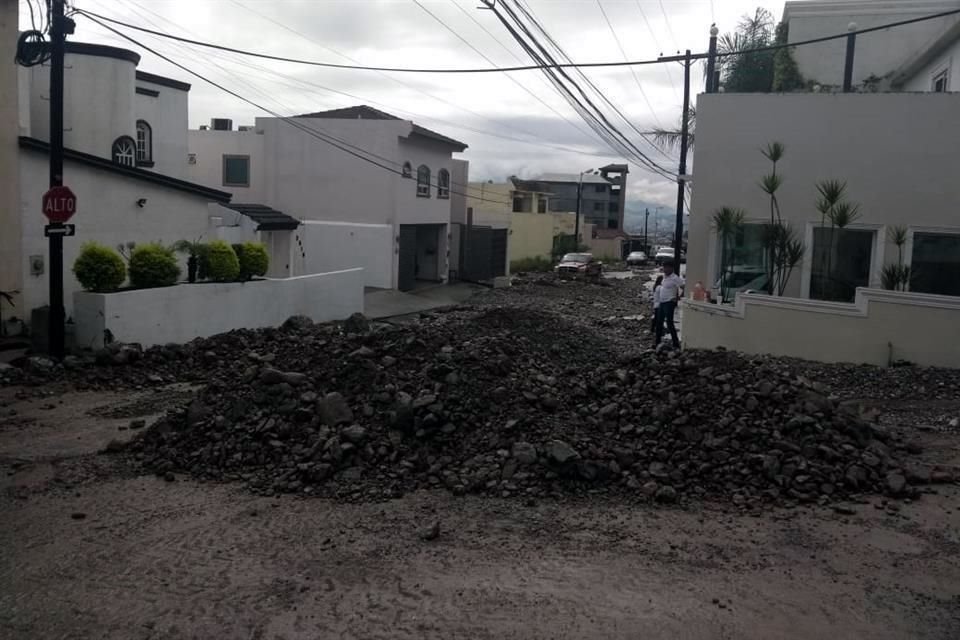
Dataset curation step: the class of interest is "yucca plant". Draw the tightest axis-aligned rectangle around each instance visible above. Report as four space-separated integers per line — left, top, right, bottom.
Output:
757 142 801 294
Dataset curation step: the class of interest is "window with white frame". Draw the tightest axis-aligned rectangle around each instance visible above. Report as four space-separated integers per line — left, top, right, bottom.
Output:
437 168 450 199
911 232 960 296
111 136 136 167
932 67 949 93
135 120 152 166
810 227 874 302
416 164 430 197
715 223 767 301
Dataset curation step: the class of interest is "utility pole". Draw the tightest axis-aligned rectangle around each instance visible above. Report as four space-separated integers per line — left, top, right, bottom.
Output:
643 208 649 253
843 22 857 92
574 179 582 252
670 51 692 272
47 0 72 359
705 24 719 93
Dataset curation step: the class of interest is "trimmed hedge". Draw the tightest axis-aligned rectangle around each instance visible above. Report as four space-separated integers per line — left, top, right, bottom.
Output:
233 242 270 280
128 243 181 288
205 240 240 282
73 242 126 292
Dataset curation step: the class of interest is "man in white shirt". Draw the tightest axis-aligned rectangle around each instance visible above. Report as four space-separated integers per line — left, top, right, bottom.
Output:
656 261 684 349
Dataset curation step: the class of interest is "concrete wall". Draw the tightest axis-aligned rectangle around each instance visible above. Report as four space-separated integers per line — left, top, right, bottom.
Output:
135 78 189 178
27 52 137 159
0 0 22 313
902 37 960 91
18 152 222 318
784 0 960 87
294 221 393 289
187 128 265 200
73 268 365 349
450 159 469 226
683 288 960 368
688 92 960 298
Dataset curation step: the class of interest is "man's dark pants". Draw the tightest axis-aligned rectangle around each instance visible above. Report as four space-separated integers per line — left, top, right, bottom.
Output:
656 300 680 349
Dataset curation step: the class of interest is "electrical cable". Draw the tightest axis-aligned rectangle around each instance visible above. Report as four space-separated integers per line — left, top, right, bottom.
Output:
658 0 680 52
595 0 663 128
79 12 515 206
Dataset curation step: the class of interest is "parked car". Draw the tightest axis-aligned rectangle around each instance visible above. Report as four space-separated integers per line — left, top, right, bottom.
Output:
654 247 686 265
626 251 648 267
555 253 603 281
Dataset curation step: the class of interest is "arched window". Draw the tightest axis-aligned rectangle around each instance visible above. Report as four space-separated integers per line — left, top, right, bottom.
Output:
111 136 136 167
416 164 430 197
135 120 153 166
437 168 450 199
401 161 412 178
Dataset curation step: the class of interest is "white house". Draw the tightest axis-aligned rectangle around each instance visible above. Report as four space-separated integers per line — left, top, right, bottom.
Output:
187 105 469 291
682 1 960 368
1 17 270 339
783 0 960 90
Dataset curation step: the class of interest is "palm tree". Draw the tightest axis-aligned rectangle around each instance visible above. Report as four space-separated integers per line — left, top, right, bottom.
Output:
650 106 696 154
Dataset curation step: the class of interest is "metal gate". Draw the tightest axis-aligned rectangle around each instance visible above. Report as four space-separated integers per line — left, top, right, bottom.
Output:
460 225 507 282
398 225 417 291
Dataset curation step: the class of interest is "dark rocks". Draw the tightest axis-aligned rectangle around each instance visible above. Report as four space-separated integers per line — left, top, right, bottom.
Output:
885 472 907 496
341 425 367 444
343 312 370 335
319 392 353 426
420 521 441 541
283 315 313 330
70 512 87 520
654 485 678 503
512 442 538 465
546 440 579 464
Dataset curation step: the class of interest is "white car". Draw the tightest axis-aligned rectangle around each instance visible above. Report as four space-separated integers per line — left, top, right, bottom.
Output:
654 247 686 265
626 251 648 267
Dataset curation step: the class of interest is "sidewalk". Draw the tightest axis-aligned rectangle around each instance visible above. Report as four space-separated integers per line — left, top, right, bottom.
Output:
364 282 480 320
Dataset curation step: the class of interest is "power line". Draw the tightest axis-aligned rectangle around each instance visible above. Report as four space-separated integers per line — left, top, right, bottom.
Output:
657 0 680 52
634 0 679 101
411 0 599 143
595 0 663 128
79 12 515 206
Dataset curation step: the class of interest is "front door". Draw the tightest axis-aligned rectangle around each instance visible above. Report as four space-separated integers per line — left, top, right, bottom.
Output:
398 225 417 291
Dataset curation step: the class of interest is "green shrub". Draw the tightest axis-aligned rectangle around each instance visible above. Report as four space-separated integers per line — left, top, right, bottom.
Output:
233 242 270 280
510 256 554 273
205 240 240 282
128 243 181 288
73 242 126 292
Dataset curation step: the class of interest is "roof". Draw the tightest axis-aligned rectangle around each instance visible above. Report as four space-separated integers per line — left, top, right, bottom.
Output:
136 71 191 92
63 41 140 65
891 17 960 87
295 105 468 151
224 203 300 231
19 137 231 202
536 172 612 185
599 163 629 173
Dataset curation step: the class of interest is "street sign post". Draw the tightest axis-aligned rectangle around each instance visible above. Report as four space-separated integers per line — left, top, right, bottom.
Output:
42 185 77 224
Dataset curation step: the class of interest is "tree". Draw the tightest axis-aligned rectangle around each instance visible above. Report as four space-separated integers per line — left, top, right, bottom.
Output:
651 106 695 154
719 8 776 93
772 21 804 92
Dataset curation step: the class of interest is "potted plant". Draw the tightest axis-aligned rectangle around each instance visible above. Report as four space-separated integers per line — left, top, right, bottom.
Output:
173 237 205 283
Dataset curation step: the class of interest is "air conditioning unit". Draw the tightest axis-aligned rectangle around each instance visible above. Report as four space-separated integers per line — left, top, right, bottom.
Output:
238 125 253 132
211 118 232 131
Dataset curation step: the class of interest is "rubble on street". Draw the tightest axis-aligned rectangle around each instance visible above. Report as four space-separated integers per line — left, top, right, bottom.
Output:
3 275 958 508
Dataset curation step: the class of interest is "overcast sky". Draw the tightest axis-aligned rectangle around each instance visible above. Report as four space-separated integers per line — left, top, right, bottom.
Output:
21 0 785 221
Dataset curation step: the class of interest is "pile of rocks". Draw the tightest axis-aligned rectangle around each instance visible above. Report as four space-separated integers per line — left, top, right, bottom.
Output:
127 305 942 506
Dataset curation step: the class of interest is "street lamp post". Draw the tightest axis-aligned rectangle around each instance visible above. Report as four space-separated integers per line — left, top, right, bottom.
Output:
574 168 594 251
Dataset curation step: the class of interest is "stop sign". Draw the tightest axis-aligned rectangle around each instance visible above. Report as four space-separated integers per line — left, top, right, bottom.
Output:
42 185 77 224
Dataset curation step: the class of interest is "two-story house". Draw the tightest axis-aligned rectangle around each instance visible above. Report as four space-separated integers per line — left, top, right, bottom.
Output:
187 105 468 291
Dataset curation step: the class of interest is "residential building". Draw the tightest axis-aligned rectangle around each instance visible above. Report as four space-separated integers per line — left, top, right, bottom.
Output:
1 9 247 336
187 105 468 291
514 164 629 231
683 3 960 367
783 0 960 90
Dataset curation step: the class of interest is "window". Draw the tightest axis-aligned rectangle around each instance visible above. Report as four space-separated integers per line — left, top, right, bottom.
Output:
402 161 412 178
715 223 767 301
437 168 450 199
513 197 524 213
594 184 606 193
111 136 136 167
932 68 949 93
593 202 605 213
222 155 250 187
810 227 874 302
911 232 960 296
608 202 618 213
537 199 547 213
607 219 618 229
135 120 152 166
416 164 430 197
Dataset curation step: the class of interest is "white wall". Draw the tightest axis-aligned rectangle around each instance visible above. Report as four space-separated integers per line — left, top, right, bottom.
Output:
74 268 365 349
294 220 393 289
135 79 189 178
187 128 265 201
688 92 960 298
1 1 22 309
903 37 960 90
683 289 960 368
28 52 136 158
18 152 225 318
784 0 960 87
